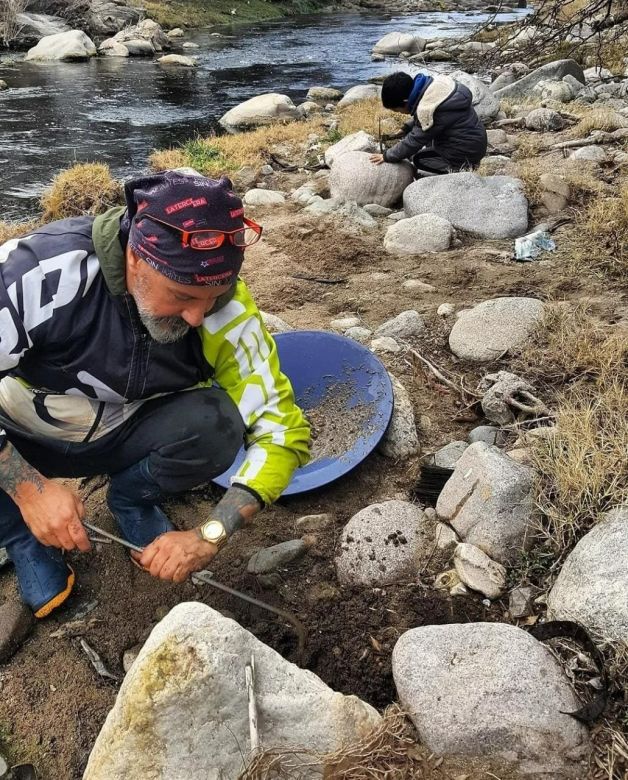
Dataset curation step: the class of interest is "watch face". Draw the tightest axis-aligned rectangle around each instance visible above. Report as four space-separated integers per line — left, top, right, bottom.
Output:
203 520 226 543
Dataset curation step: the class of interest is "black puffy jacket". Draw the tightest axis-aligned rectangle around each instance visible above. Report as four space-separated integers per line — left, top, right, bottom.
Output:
384 79 488 169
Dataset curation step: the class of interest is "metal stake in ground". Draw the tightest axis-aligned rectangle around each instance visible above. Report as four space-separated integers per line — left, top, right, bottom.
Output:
83 521 307 661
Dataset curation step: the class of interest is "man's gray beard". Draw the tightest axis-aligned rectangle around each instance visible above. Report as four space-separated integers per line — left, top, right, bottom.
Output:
137 307 190 344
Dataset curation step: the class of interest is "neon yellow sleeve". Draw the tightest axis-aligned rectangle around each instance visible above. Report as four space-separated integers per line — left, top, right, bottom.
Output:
199 279 311 505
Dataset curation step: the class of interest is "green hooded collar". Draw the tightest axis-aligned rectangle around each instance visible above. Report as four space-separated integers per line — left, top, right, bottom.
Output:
92 206 128 296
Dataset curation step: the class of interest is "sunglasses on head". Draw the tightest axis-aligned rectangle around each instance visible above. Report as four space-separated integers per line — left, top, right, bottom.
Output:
142 213 263 250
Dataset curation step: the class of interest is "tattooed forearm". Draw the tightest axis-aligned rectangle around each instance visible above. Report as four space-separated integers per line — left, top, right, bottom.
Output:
212 486 262 536
0 441 45 500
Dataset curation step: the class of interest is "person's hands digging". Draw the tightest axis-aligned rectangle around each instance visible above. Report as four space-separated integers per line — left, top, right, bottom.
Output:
134 529 217 583
369 153 385 165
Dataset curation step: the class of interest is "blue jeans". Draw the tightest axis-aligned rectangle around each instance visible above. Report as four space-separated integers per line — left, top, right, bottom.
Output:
0 388 245 612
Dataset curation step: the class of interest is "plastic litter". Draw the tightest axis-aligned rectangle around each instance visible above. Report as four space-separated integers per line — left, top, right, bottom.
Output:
514 229 556 262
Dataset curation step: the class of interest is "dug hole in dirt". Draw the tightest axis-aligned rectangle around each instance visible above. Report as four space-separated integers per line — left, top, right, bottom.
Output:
0 204 621 779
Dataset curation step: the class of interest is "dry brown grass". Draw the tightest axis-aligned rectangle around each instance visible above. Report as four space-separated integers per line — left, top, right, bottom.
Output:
149 98 403 177
516 303 627 387
150 118 329 177
238 705 519 779
571 108 628 137
238 706 422 780
516 304 628 557
574 184 628 279
40 162 123 221
512 133 545 161
0 219 40 245
337 98 402 138
532 380 628 553
514 156 605 206
149 148 188 172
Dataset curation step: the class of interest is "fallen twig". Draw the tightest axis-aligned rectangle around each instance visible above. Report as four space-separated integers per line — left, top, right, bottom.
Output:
406 347 482 401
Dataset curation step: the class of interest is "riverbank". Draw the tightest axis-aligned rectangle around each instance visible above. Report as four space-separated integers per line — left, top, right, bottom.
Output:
133 0 493 29
134 0 331 29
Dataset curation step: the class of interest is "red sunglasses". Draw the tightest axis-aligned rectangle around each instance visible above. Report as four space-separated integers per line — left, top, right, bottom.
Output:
142 213 263 250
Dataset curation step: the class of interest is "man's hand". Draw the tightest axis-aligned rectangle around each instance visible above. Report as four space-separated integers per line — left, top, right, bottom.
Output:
136 529 217 583
0 438 90 552
369 154 385 166
16 478 90 551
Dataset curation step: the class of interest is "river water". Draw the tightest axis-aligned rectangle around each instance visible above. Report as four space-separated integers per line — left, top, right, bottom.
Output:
0 8 525 219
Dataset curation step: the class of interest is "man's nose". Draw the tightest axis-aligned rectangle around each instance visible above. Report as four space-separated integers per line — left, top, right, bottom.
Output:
181 304 207 328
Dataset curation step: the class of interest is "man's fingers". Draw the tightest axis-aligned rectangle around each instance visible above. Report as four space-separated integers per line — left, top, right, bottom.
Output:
139 540 160 570
68 519 91 552
49 520 76 551
172 566 189 584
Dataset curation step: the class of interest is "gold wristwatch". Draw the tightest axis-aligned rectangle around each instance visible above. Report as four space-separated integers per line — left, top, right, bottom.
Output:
198 519 229 551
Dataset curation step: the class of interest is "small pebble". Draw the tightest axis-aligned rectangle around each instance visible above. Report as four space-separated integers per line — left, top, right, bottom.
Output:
247 539 307 574
402 280 437 292
295 513 333 532
437 303 455 316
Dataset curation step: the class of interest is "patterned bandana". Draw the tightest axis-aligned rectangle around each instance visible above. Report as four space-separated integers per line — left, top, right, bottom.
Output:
125 171 245 286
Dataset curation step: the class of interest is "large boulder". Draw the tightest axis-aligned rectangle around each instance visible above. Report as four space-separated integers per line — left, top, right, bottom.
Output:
403 173 528 239
337 84 381 108
219 93 300 132
436 441 536 563
335 500 435 586
158 54 196 67
384 213 453 254
13 13 70 47
450 70 500 122
324 131 378 168
548 506 628 641
25 29 97 61
449 297 544 362
392 623 589 776
84 603 381 779
493 59 585 100
306 86 343 102
88 1 143 37
372 32 426 56
330 152 414 208
119 18 170 50
525 107 567 131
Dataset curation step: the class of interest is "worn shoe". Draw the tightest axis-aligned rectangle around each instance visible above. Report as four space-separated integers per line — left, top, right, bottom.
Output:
7 535 75 618
107 458 174 549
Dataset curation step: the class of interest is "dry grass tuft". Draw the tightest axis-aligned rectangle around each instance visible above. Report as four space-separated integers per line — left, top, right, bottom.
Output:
149 148 188 172
238 706 447 779
337 98 402 139
512 133 545 161
0 219 40 245
572 108 628 137
40 163 123 221
150 118 328 177
516 303 627 386
516 304 628 557
532 380 628 554
514 156 604 206
573 184 628 279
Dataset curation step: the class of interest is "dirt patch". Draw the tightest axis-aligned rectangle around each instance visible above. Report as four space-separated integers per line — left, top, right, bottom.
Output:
1 190 625 779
